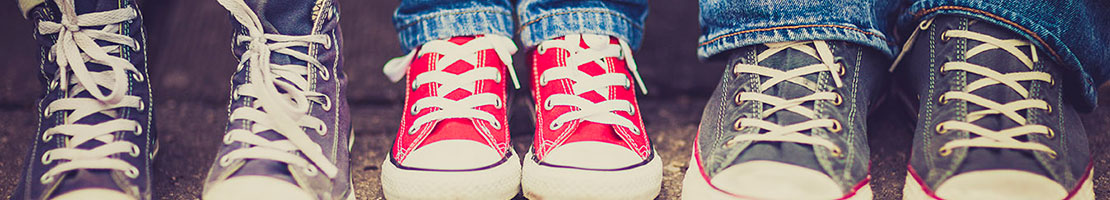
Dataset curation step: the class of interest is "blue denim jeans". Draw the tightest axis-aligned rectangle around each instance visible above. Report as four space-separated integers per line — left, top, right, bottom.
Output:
699 0 1110 110
393 0 648 51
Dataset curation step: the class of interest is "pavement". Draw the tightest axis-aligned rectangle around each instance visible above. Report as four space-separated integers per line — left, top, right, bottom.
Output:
0 0 1107 199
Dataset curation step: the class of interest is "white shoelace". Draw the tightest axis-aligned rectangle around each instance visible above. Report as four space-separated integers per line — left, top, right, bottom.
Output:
216 0 338 178
383 36 518 135
726 41 845 156
933 30 1055 157
36 0 145 184
889 19 1056 157
536 34 647 134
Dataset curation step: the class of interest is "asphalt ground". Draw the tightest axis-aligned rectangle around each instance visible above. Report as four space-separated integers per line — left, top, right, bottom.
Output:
0 0 1107 199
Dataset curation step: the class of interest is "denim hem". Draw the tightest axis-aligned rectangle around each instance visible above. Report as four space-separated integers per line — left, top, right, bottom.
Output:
394 9 514 51
518 9 645 50
906 2 1098 110
697 24 892 61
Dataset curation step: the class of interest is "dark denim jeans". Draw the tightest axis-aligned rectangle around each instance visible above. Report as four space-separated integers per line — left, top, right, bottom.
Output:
700 0 1110 110
392 0 649 51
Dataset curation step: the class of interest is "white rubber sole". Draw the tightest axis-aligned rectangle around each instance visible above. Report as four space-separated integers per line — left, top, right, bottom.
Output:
681 154 873 200
902 169 1095 200
521 151 662 200
380 149 521 200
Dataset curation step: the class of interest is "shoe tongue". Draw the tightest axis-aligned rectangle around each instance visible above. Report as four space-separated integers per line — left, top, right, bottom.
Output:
51 169 126 197
953 21 1048 175
244 0 315 35
731 46 824 172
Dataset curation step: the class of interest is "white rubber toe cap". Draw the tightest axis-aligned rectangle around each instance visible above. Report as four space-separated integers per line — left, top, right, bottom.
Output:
203 176 313 200
710 160 842 199
403 140 503 170
542 141 642 169
934 170 1067 200
52 188 134 200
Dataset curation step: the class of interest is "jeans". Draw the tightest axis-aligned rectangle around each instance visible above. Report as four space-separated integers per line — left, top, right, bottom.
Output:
699 0 1110 110
392 0 649 51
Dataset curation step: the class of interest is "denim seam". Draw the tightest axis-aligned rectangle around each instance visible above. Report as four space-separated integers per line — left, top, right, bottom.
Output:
913 6 1062 65
519 10 644 31
518 9 644 48
699 24 885 47
397 10 512 30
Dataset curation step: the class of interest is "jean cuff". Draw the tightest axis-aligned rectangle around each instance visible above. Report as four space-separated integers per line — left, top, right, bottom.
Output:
519 8 645 50
697 24 892 61
394 8 514 51
905 1 1097 110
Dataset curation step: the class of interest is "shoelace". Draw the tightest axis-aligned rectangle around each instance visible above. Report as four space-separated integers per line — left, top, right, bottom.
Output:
536 34 648 134
216 0 338 178
726 41 846 156
383 36 518 135
891 19 1056 157
36 0 145 184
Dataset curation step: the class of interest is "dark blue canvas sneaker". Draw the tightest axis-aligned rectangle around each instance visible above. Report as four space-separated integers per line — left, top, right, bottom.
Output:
11 0 155 199
682 41 887 199
200 0 352 199
896 15 1094 200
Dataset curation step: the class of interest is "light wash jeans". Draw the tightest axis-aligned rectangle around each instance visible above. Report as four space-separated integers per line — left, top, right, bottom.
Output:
699 0 1110 110
393 0 648 51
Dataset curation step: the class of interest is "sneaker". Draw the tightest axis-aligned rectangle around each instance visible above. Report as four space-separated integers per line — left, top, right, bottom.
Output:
521 34 662 199
682 41 885 199
379 35 521 199
201 0 352 199
895 15 1094 200
12 0 154 199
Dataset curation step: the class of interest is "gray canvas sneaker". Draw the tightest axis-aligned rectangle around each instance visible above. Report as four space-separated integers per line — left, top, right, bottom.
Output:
12 0 155 199
681 41 887 199
201 0 352 199
896 15 1094 200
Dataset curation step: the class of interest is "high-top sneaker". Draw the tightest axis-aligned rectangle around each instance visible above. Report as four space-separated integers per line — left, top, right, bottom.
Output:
12 0 154 199
896 15 1094 200
522 34 661 199
201 0 352 199
380 35 521 199
682 41 886 199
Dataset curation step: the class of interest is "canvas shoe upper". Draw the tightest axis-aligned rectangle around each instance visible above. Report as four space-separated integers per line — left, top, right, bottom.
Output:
682 41 886 200
895 15 1094 200
379 35 522 199
12 0 155 199
521 34 661 200
201 0 352 199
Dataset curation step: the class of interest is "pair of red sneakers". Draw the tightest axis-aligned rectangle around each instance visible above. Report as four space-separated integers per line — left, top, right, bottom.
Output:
380 34 662 199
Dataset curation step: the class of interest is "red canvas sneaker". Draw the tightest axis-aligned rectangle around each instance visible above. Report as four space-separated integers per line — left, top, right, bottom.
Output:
521 34 662 199
380 35 522 199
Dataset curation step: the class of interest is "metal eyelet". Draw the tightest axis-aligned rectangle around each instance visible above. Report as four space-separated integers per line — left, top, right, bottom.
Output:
832 94 843 106
734 93 743 105
939 148 952 156
549 121 562 131
1045 104 1053 113
305 166 319 176
137 100 146 111
494 99 503 109
408 126 420 134
940 31 951 41
935 123 948 134
732 119 744 131
490 121 502 130
219 156 233 167
223 133 234 144
830 148 844 158
130 145 141 157
1046 151 1058 159
829 120 842 133
40 175 55 184
544 100 555 110
937 94 948 105
41 151 53 165
1046 128 1056 139
125 167 140 178
410 106 420 115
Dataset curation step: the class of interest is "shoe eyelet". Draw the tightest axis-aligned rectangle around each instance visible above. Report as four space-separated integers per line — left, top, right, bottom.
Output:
134 125 143 136
939 148 952 156
549 122 562 131
490 121 502 130
544 100 555 110
935 123 948 134
734 92 744 106
733 119 744 131
830 148 844 158
304 166 319 176
829 120 842 133
940 31 951 41
408 126 420 135
1046 128 1056 139
219 156 233 167
494 99 503 109
223 133 234 144
41 134 53 142
410 106 420 115
1045 104 1053 113
41 151 53 165
125 167 140 178
137 100 146 111
40 175 55 184
832 94 843 106
1046 151 1058 159
937 94 948 105
130 145 141 157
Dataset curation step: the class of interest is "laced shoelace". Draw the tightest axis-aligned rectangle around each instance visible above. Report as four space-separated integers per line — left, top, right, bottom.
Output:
891 19 1056 157
726 41 846 156
36 0 145 184
536 34 648 134
382 36 519 135
216 0 338 178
